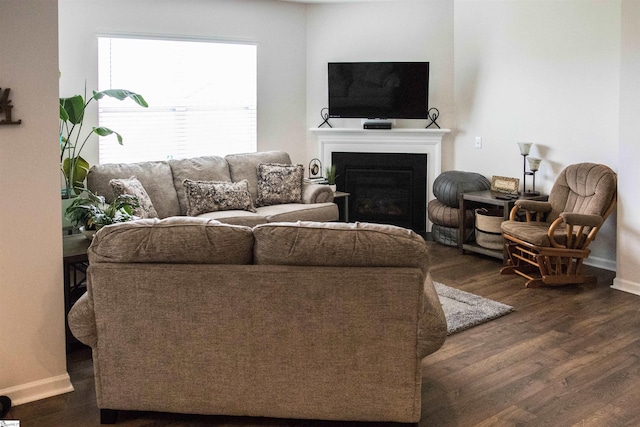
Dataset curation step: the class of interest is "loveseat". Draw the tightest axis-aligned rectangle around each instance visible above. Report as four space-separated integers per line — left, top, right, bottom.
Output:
87 151 338 227
68 218 447 424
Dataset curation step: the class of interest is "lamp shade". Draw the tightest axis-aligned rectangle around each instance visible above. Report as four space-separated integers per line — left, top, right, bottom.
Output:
517 142 533 156
528 157 542 172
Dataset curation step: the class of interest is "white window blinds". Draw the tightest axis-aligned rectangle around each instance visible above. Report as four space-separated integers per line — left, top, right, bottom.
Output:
98 36 257 164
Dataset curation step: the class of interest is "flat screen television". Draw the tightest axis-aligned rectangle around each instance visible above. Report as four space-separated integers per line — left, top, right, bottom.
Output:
328 62 429 119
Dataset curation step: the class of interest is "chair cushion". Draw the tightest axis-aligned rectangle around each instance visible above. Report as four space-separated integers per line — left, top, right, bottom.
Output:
548 163 617 222
501 220 568 247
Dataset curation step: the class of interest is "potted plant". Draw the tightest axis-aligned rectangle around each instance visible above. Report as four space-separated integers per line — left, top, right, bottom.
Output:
60 87 148 198
325 165 338 192
65 190 140 239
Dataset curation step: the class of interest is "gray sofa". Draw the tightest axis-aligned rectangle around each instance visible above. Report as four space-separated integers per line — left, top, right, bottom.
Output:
68 219 447 424
87 151 338 227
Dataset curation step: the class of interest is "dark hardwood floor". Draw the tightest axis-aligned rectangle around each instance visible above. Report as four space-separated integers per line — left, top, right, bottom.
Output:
9 241 639 427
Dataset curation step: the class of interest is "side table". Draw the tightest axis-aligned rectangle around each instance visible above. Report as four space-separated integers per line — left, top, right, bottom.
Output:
63 234 91 350
458 190 548 261
333 191 350 222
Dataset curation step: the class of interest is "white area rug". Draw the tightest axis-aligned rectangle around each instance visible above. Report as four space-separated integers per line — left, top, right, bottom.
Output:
435 282 514 335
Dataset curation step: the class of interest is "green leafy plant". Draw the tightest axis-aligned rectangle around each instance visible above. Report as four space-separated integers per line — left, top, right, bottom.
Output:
325 165 338 185
60 87 148 198
65 190 140 230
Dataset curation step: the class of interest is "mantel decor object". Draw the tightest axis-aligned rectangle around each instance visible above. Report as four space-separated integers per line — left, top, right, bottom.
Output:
425 107 440 129
308 158 322 179
317 107 332 128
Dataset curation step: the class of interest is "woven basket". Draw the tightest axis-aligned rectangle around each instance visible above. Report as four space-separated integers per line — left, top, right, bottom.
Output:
475 208 504 250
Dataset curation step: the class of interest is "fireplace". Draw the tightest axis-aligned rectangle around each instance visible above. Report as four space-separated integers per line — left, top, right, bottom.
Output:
310 127 450 233
333 152 427 236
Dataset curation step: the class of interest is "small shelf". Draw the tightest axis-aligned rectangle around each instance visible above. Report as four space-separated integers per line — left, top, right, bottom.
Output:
458 190 549 262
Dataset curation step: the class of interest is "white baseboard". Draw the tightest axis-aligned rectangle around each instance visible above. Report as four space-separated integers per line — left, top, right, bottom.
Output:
611 277 640 296
0 373 74 406
584 256 616 272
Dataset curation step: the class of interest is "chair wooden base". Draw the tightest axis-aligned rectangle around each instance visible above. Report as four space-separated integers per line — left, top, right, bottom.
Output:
501 240 595 288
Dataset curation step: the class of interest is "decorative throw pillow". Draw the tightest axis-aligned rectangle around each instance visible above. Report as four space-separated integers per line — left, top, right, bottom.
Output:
256 163 304 206
109 176 158 219
183 179 256 216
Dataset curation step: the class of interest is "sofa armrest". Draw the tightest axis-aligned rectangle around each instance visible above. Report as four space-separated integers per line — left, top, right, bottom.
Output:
68 292 97 347
302 182 334 204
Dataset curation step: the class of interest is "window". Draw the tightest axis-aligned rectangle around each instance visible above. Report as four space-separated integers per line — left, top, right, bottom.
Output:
98 36 257 164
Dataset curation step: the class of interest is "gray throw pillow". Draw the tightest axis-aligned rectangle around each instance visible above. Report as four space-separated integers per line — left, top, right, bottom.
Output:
183 179 257 216
256 163 304 206
109 176 158 219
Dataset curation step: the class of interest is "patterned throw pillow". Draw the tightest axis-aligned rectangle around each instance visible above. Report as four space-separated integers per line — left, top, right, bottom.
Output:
183 179 257 216
256 163 304 206
109 176 158 218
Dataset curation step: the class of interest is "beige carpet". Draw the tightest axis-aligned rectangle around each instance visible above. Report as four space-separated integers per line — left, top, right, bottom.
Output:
435 282 514 335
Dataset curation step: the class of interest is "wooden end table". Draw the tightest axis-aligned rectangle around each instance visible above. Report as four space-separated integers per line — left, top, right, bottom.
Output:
333 191 350 222
458 190 548 261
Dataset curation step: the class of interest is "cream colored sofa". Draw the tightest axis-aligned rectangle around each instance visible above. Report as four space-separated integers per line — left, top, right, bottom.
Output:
87 151 338 226
68 219 447 424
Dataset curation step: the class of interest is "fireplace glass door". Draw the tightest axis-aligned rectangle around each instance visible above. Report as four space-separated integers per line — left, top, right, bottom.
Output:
333 152 427 235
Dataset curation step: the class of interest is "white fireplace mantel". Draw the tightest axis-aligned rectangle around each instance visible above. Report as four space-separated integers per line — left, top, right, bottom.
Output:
310 127 451 229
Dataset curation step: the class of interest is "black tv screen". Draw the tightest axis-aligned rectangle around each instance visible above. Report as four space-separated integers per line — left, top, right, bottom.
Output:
328 62 429 119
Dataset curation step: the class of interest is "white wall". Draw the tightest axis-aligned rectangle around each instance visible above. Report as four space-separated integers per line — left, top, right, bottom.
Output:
612 0 640 294
0 0 73 405
305 1 455 165
453 0 621 269
59 0 309 164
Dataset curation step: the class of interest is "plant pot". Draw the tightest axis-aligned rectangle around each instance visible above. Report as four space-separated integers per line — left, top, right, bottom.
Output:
329 184 337 192
79 226 97 240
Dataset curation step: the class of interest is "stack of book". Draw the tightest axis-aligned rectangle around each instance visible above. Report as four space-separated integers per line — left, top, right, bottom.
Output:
304 177 328 184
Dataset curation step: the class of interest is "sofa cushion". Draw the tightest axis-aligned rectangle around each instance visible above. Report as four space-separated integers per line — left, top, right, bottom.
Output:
183 179 256 216
197 210 268 227
169 156 232 216
225 151 292 204
253 221 428 273
256 203 339 223
109 176 159 219
256 163 304 206
87 161 181 218
88 217 254 265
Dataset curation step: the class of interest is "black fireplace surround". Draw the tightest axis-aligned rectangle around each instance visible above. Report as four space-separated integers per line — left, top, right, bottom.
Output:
332 152 427 236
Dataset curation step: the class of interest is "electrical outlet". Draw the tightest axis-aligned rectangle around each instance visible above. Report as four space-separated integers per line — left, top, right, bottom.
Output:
475 137 482 149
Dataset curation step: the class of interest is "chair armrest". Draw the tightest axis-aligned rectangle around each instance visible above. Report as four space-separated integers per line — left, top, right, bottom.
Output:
302 182 335 204
509 200 552 221
559 212 604 228
514 199 552 212
547 213 604 249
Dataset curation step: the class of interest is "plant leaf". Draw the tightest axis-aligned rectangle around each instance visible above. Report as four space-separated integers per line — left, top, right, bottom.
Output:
93 89 149 108
93 127 124 144
59 104 69 122
60 95 85 124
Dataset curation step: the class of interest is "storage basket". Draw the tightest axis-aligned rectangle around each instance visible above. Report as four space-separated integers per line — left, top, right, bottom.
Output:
475 208 505 250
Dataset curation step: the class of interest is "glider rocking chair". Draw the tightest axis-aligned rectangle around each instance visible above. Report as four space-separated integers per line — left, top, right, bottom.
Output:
500 163 617 288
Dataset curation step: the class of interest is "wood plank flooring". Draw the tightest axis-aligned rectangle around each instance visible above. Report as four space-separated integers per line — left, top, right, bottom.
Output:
8 241 638 427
